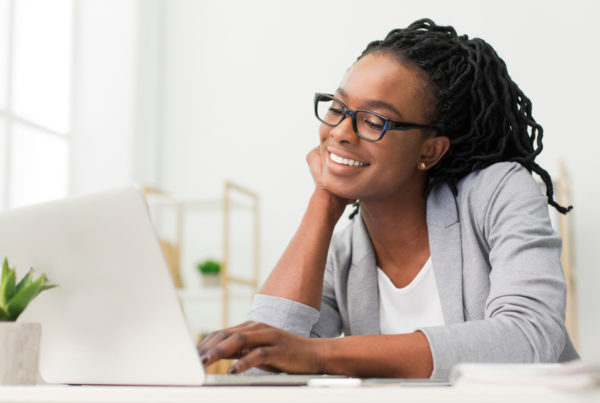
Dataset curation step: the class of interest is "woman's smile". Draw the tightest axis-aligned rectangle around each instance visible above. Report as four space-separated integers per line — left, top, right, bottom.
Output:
328 151 370 167
324 146 371 179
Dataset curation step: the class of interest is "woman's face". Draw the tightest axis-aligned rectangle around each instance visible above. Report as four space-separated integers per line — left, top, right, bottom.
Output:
319 52 440 202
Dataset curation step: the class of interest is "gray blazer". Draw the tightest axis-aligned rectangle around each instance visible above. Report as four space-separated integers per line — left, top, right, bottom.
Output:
248 162 579 380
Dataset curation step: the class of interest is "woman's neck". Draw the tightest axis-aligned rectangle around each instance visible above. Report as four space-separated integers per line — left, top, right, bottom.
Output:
360 191 430 278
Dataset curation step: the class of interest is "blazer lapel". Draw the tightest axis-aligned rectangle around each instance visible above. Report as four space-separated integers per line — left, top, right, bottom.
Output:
427 184 465 324
346 215 381 335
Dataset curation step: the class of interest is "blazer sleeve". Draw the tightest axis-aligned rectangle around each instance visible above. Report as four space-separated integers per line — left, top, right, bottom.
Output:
418 164 570 380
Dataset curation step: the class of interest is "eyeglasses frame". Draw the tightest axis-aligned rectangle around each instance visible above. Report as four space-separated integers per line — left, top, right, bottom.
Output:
314 92 438 142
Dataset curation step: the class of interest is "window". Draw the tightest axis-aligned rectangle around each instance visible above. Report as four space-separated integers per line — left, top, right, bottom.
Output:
0 0 72 209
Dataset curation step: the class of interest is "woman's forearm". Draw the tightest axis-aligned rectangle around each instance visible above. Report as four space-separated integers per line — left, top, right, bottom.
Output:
316 332 433 378
259 190 346 310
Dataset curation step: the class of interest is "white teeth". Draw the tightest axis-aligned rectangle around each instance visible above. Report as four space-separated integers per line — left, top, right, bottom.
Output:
329 152 368 167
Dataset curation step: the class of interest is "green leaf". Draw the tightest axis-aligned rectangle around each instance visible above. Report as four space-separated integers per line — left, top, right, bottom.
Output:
0 306 9 321
36 283 58 297
1 258 8 282
197 260 221 274
5 275 46 320
0 269 16 309
15 268 34 294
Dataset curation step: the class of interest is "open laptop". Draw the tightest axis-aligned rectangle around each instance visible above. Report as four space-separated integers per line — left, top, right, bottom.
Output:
0 186 328 386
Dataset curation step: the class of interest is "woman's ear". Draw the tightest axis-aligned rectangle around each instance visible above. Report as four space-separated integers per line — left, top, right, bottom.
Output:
418 135 450 170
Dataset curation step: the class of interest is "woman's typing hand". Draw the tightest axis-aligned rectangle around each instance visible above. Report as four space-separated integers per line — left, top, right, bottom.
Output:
197 321 324 375
197 321 434 378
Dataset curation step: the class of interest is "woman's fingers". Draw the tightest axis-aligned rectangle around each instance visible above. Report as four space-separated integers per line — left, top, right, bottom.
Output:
197 330 231 356
306 146 323 186
199 326 278 367
227 346 278 374
305 146 356 207
196 321 258 357
228 332 321 375
197 322 320 374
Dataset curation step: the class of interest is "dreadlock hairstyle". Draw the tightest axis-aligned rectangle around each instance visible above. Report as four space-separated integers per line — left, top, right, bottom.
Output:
353 18 572 215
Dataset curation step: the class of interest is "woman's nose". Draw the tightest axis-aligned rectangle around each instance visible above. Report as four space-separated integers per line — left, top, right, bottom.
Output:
329 113 357 144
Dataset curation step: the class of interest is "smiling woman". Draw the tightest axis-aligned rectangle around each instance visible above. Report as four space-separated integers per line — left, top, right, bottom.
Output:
196 18 579 380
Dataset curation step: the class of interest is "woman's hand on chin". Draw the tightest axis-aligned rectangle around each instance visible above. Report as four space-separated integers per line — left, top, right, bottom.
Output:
197 321 325 375
306 146 356 210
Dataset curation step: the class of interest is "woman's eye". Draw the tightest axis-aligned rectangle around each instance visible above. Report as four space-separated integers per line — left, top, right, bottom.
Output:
328 107 343 116
365 119 384 130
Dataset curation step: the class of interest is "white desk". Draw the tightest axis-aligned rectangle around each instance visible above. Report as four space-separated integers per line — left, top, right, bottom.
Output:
0 385 598 403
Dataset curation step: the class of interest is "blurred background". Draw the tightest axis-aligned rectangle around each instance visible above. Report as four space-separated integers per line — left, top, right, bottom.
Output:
0 0 598 364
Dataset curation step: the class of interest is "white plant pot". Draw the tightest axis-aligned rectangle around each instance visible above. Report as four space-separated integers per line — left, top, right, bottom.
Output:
202 273 221 287
0 322 41 385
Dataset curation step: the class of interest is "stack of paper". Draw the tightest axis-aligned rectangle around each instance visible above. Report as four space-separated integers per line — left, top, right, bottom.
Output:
450 360 600 390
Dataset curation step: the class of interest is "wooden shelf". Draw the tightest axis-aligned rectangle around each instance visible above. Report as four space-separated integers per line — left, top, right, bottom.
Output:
144 181 260 330
177 287 253 301
146 195 254 211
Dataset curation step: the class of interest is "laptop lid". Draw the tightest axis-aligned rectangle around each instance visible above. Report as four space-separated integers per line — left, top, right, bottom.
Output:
0 186 206 385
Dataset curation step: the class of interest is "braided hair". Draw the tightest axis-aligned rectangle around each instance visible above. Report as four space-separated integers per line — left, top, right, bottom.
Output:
355 18 572 215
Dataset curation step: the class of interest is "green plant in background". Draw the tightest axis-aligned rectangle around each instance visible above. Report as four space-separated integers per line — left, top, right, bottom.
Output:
196 259 221 275
0 258 57 321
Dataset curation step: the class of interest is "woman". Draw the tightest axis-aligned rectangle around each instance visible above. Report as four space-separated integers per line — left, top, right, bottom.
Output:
197 18 579 380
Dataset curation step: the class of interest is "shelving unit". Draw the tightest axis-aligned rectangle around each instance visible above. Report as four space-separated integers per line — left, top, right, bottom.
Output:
556 162 578 348
144 182 260 331
539 161 578 348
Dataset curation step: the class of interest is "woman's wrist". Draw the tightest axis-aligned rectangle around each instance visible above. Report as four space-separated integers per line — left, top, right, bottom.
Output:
310 188 349 224
311 337 333 375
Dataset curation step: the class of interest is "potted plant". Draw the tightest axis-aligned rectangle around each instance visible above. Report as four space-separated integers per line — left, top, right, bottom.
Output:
196 259 221 287
0 257 56 385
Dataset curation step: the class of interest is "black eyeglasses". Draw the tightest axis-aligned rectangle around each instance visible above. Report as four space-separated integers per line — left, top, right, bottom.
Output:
314 93 438 142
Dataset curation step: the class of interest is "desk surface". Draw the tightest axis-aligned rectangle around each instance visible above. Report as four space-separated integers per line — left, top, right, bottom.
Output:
0 385 598 403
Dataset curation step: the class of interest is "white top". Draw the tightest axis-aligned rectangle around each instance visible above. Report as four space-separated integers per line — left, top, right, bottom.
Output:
377 257 445 334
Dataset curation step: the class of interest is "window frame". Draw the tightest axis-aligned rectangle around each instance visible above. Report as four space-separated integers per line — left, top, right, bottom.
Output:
0 0 74 210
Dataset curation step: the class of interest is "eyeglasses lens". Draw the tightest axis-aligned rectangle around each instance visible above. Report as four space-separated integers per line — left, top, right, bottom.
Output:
316 96 385 141
316 97 344 126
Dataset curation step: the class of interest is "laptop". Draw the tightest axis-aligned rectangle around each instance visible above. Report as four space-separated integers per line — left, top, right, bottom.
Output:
0 186 327 386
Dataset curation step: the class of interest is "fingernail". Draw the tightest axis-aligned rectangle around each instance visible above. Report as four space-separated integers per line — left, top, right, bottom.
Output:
228 367 237 374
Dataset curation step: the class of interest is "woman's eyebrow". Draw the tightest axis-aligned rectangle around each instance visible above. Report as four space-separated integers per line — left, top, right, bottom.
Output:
336 87 405 119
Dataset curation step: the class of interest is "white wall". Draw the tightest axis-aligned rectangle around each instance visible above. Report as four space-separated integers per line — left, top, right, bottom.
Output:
151 0 600 361
70 0 139 194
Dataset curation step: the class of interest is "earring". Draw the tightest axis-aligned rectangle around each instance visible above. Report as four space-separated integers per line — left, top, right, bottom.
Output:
418 162 427 169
